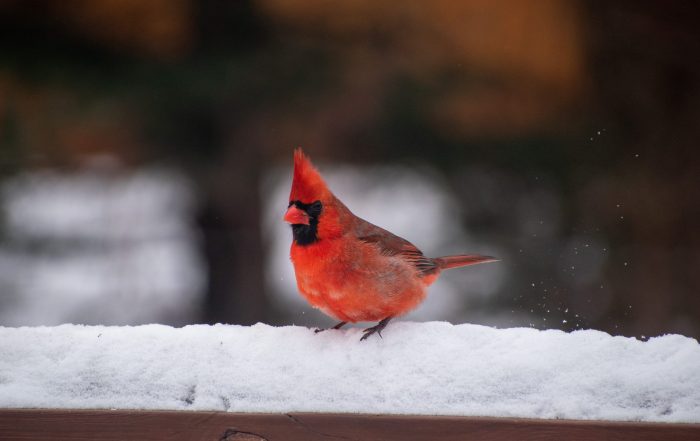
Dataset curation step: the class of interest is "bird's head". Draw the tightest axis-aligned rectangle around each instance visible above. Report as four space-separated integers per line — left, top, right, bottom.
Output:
284 148 346 245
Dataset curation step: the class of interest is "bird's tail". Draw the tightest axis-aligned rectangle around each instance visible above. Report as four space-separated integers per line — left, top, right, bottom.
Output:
434 254 498 270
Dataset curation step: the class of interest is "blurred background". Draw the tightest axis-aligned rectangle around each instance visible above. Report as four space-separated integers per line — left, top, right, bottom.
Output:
0 0 698 339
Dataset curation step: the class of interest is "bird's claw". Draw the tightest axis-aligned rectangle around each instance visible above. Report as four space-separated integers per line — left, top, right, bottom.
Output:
360 328 382 341
314 321 347 334
359 317 392 341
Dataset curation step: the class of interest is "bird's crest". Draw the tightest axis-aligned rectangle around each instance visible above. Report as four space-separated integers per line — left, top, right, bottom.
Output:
290 148 332 203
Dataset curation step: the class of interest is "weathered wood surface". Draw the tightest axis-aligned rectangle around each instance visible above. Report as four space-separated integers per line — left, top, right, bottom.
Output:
0 409 699 441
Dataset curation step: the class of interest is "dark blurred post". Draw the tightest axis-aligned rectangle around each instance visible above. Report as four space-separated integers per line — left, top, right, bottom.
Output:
198 142 267 325
585 1 700 337
194 0 270 325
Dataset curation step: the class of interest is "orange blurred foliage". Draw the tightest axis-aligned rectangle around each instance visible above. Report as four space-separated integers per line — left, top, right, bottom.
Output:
258 0 585 135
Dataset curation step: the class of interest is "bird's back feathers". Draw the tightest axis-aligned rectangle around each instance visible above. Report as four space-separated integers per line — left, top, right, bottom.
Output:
354 219 439 277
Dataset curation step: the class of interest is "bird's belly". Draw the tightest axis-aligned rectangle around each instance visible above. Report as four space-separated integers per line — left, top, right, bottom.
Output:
292 244 426 322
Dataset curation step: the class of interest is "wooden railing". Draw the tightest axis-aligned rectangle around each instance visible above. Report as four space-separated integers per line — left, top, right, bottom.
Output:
1 409 699 441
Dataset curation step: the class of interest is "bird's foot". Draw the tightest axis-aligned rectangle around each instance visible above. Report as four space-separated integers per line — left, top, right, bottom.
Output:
314 321 347 334
360 317 392 341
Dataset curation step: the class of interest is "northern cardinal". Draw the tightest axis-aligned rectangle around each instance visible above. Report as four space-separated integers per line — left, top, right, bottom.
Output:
284 149 497 340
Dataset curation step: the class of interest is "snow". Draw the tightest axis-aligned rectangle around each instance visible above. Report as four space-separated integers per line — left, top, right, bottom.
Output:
1 323 699 423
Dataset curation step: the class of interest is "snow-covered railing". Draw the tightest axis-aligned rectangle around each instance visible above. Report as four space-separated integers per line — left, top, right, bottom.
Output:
1 323 699 440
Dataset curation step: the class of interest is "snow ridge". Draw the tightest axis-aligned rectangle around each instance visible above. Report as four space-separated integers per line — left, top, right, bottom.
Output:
1 322 698 423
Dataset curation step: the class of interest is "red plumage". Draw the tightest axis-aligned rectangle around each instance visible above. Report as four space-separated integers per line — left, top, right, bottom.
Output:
284 149 497 340
289 149 331 203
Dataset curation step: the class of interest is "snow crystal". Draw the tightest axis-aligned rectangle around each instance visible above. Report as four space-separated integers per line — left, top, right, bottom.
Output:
1 323 698 422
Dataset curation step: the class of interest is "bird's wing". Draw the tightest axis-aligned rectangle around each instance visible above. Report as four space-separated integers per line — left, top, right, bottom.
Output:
354 220 438 276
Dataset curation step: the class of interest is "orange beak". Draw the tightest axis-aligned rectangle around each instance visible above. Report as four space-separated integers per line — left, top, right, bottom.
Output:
284 205 310 225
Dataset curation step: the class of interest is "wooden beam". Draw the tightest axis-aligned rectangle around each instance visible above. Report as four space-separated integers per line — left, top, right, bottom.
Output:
0 409 698 441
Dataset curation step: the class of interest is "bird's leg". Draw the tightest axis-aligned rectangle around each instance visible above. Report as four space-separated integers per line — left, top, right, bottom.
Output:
360 316 393 341
314 321 347 334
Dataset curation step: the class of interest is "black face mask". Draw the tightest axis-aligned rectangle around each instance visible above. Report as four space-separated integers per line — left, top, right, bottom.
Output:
288 200 322 245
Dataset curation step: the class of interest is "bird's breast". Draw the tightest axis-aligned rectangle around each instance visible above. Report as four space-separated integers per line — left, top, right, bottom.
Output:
289 238 427 322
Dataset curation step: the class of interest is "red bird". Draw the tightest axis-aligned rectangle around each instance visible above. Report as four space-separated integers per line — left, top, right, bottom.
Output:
284 149 497 340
